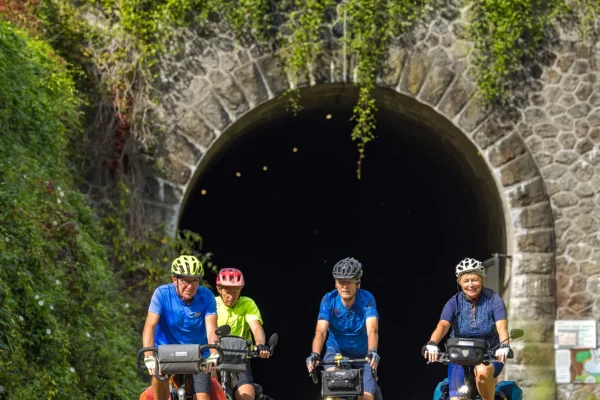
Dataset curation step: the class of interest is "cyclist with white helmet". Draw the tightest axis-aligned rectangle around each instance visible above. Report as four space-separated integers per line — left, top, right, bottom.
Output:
423 258 510 400
142 255 219 400
215 268 270 400
306 257 380 400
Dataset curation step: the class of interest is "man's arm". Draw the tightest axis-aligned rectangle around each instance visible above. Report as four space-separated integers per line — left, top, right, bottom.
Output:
366 316 379 351
366 316 379 369
142 312 160 376
205 313 218 353
312 319 329 354
143 312 160 356
249 319 266 345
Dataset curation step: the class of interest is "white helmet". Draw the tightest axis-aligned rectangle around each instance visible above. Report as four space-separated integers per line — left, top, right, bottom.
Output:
455 258 485 278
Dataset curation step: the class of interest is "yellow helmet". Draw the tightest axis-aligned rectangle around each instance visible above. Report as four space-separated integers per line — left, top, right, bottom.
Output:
171 255 204 278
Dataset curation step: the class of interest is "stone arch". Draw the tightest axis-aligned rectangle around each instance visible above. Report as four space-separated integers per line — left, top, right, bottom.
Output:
140 9 600 400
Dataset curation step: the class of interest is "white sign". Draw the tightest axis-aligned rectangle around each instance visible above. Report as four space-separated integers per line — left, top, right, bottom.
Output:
555 320 597 349
555 349 571 383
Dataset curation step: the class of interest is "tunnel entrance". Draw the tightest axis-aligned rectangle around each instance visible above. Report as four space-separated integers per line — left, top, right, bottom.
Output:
179 86 507 400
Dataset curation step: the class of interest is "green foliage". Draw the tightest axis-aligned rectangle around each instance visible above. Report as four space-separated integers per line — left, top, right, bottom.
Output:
0 21 143 399
468 0 599 102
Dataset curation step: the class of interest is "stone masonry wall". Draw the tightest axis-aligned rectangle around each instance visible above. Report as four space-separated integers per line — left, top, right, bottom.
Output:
85 2 600 399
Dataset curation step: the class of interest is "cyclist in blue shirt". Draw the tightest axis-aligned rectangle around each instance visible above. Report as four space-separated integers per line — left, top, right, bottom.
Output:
142 255 219 400
423 258 510 400
306 257 380 400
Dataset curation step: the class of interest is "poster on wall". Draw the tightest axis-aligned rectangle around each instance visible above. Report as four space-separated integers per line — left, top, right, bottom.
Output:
556 348 600 384
554 320 597 349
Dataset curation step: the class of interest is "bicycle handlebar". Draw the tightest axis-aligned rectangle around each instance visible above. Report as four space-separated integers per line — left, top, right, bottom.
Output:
428 349 514 366
136 343 225 381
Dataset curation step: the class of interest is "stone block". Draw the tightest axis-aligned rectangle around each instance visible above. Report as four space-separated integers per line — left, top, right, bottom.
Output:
233 62 269 106
510 297 556 320
418 66 455 106
472 118 513 149
197 92 231 130
511 342 554 365
438 76 474 118
256 55 289 96
512 253 554 275
488 133 527 167
512 274 554 297
207 70 249 117
177 110 216 147
499 153 538 186
378 46 406 88
457 96 492 133
400 50 431 96
164 133 202 166
519 202 553 228
517 230 554 253
507 178 548 207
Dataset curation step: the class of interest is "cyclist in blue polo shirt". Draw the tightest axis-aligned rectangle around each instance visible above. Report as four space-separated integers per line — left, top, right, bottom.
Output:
306 257 380 400
142 255 219 400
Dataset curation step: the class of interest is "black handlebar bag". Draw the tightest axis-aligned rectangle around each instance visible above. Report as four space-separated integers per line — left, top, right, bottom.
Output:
446 338 489 366
321 369 364 397
217 335 251 374
157 344 203 375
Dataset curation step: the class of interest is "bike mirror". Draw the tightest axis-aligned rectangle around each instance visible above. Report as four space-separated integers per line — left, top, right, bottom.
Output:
215 324 231 337
268 333 278 347
510 329 524 340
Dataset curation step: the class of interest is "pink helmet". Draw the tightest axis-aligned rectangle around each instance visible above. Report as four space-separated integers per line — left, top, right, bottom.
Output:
216 268 245 287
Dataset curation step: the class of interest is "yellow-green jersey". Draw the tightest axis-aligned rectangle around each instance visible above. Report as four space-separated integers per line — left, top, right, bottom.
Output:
216 296 263 343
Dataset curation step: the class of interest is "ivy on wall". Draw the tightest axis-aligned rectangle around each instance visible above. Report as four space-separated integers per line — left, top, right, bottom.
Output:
9 0 598 180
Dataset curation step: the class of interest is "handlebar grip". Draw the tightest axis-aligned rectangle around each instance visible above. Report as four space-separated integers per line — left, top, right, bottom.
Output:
311 370 318 384
199 343 225 365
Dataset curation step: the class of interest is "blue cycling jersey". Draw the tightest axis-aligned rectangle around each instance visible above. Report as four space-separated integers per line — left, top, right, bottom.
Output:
149 283 217 355
318 289 379 357
440 287 507 348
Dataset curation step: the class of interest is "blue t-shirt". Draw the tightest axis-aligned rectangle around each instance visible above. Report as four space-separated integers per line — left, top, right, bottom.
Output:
440 287 507 348
318 289 379 357
149 283 217 355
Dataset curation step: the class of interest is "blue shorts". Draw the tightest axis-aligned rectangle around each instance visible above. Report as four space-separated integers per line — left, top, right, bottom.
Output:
323 350 376 396
447 361 504 398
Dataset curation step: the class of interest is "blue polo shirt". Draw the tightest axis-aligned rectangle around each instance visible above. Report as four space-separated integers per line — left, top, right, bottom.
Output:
318 289 379 357
149 283 217 355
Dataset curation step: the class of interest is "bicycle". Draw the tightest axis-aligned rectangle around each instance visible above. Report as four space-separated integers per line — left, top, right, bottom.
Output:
309 353 383 400
213 324 278 400
426 328 524 400
136 340 225 400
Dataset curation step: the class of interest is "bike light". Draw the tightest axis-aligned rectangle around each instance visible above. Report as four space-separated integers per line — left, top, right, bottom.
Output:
458 385 469 394
177 388 185 396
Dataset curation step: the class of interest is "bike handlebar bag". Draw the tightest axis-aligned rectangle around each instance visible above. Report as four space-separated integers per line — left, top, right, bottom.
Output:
157 344 203 374
217 335 251 373
446 338 489 366
321 369 364 397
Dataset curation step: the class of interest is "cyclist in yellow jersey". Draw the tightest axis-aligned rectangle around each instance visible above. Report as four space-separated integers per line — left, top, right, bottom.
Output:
215 268 270 400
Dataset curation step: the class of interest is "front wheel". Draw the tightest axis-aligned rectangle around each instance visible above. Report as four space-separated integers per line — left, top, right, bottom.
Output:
225 394 234 400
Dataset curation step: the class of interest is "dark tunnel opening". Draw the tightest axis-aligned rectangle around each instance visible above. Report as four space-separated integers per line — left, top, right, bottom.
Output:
179 90 506 400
